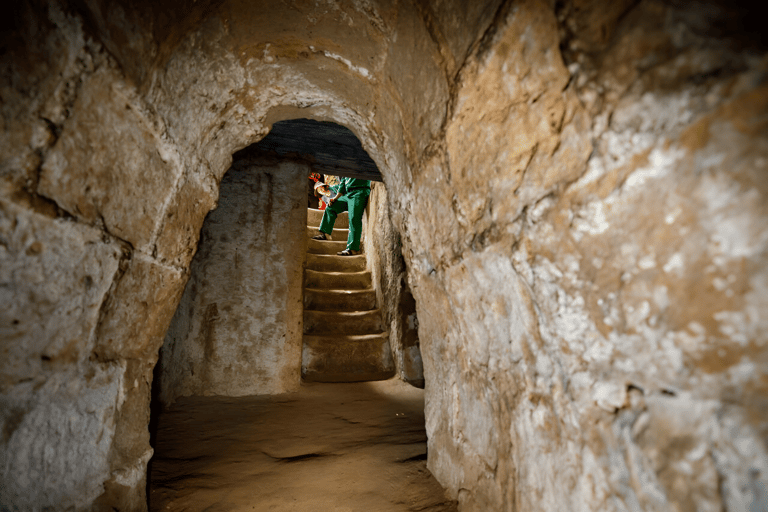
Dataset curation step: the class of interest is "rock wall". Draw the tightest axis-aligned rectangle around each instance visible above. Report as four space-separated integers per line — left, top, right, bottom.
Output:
1 1 400 508
0 3 191 509
396 1 768 510
1 0 766 510
159 159 306 405
364 182 424 386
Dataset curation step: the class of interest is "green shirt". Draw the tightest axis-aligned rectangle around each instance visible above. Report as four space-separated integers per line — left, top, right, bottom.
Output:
337 177 370 196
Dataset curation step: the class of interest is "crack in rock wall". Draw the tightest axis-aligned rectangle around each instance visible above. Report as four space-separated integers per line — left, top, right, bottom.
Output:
1 0 766 510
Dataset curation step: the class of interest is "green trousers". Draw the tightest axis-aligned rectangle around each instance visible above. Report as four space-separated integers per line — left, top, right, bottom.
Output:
319 188 369 251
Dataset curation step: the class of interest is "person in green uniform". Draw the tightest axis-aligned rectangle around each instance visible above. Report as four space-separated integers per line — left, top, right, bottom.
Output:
312 176 371 256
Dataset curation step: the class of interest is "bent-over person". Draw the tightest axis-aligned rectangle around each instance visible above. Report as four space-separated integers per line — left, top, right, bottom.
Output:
311 177 370 256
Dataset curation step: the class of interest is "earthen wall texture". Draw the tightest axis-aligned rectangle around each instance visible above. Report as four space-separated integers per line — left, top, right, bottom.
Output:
364 182 424 386
401 2 768 511
1 3 192 509
159 161 306 406
0 0 766 510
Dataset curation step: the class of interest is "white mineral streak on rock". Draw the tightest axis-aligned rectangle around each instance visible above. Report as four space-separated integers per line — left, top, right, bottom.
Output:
637 253 656 270
263 43 274 63
699 173 768 260
663 252 684 274
321 50 372 78
665 205 683 224
592 381 628 411
573 200 610 238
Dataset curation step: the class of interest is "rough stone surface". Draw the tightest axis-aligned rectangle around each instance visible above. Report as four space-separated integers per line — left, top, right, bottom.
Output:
38 64 180 251
0 1 97 192
0 364 127 509
0 196 121 386
159 160 307 405
94 254 186 362
0 196 126 509
364 182 424 386
153 161 219 269
1 0 766 510
401 2 768 511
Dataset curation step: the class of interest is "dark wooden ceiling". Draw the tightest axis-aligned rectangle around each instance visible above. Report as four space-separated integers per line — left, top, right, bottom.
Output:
252 119 383 182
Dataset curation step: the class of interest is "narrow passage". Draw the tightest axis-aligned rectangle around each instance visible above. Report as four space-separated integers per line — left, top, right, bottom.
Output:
149 379 457 511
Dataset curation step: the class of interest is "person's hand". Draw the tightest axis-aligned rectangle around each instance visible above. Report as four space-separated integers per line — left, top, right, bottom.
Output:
328 197 335 205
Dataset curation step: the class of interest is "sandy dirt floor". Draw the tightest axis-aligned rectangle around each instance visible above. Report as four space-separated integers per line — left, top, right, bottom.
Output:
148 379 458 511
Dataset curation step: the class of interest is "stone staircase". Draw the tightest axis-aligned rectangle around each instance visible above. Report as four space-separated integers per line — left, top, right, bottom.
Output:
302 208 395 382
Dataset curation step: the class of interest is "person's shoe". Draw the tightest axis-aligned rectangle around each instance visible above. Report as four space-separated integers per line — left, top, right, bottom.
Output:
337 249 361 256
312 232 330 241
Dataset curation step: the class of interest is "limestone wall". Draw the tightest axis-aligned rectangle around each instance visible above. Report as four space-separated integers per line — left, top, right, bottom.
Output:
159 159 306 405
0 3 191 509
397 1 768 510
1 0 766 510
363 182 424 386
1 1 400 508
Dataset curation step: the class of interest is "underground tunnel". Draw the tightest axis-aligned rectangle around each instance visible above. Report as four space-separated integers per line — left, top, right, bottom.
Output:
1 0 767 511
153 118 419 403
148 119 438 510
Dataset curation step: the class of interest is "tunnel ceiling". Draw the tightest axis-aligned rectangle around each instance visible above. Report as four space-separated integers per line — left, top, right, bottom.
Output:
252 119 383 182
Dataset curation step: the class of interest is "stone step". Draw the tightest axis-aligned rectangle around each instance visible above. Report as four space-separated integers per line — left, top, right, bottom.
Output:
304 288 377 311
307 238 350 255
306 253 366 272
303 206 386 384
303 309 384 335
306 226 349 242
307 208 349 229
305 269 372 290
302 333 395 383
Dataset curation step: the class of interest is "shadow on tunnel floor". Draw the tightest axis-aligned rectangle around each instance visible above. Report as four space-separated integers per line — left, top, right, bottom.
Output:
147 378 457 512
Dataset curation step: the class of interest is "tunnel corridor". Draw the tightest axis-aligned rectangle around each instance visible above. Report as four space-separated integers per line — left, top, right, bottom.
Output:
147 123 433 509
2 0 767 510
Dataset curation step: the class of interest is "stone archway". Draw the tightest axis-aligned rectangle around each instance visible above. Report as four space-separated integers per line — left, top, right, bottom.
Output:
1 2 415 507
2 0 767 510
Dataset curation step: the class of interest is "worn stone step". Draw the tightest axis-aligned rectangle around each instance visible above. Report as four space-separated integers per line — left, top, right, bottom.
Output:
305 269 372 289
306 253 366 272
303 309 384 335
302 333 395 382
307 238 351 255
304 288 377 311
306 226 349 242
307 208 350 229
